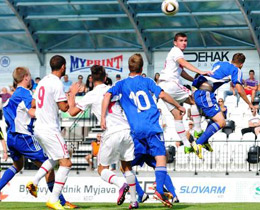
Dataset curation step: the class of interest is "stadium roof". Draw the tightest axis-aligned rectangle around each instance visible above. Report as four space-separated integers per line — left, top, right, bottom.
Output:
0 0 260 65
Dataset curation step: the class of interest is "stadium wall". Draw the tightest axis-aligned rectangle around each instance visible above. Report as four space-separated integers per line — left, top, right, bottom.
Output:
1 176 260 203
0 50 259 88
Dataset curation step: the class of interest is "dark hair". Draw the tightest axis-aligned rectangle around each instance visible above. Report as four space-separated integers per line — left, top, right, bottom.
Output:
91 65 106 83
128 54 143 73
232 53 246 65
116 74 121 78
86 74 93 89
78 75 83 79
174 32 187 41
50 55 66 71
35 77 41 81
249 69 255 74
154 72 160 82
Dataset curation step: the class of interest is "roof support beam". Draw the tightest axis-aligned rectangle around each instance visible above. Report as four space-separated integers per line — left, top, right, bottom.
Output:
181 0 206 47
117 0 152 64
34 26 249 35
24 11 246 20
46 34 80 51
210 31 255 47
102 35 141 48
15 0 233 6
5 0 44 65
235 0 260 58
16 1 119 6
0 37 33 50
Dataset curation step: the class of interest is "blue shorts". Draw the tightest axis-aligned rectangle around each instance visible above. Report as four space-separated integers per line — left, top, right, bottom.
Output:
133 133 166 157
194 90 221 118
132 153 156 168
7 133 48 163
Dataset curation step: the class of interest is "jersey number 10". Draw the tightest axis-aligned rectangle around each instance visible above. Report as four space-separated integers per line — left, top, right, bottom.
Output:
129 91 151 112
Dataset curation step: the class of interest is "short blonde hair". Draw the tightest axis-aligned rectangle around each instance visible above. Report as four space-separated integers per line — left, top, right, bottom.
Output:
13 67 29 84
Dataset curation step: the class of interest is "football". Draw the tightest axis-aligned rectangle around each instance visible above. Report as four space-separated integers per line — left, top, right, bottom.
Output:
161 0 179 16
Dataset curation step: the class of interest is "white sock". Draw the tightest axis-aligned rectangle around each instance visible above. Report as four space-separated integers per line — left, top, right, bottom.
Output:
191 105 202 133
100 169 122 188
33 159 57 186
125 170 137 202
49 166 70 203
175 120 190 146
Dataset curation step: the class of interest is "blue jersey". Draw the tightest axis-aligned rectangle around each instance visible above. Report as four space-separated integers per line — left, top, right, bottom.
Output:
3 86 34 135
193 61 243 92
108 75 163 139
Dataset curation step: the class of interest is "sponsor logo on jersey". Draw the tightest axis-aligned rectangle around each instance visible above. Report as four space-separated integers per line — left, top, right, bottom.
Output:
70 55 123 73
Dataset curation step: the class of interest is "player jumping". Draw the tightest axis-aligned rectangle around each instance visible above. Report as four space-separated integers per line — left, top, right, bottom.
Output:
159 32 212 153
192 53 256 159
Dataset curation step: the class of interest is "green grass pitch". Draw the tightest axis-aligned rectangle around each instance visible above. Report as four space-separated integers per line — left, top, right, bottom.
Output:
0 202 260 210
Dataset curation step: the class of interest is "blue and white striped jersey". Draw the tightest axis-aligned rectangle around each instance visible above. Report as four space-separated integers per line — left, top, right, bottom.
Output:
193 61 243 92
3 86 34 135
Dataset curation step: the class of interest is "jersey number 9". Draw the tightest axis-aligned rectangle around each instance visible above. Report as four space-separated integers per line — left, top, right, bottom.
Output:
38 86 45 108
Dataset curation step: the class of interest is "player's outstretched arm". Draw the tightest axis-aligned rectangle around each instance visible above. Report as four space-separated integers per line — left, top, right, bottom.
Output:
101 92 112 130
235 83 256 112
67 84 82 116
159 91 186 115
178 58 212 75
181 70 194 82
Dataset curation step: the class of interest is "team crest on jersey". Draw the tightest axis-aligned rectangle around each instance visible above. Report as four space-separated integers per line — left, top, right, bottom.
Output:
70 55 123 73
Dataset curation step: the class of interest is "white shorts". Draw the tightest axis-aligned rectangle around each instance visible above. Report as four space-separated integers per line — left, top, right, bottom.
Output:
98 129 134 166
159 80 191 111
34 130 70 161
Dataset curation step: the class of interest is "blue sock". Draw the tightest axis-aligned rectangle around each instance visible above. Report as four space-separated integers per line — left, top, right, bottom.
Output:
135 176 144 197
155 166 167 195
47 181 66 205
197 122 221 145
164 173 176 197
0 166 17 190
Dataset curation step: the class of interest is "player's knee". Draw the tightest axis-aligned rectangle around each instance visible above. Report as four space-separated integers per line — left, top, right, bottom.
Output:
60 159 72 168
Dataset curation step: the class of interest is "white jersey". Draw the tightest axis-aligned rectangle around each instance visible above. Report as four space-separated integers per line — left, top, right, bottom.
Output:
76 84 129 135
159 46 184 84
34 74 67 132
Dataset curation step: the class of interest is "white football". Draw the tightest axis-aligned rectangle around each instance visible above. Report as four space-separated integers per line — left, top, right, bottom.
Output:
161 0 179 16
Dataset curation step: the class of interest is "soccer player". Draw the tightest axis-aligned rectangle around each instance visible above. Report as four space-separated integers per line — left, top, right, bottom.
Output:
0 67 76 209
192 53 256 159
101 53 185 207
159 32 212 153
33 55 72 210
68 65 138 209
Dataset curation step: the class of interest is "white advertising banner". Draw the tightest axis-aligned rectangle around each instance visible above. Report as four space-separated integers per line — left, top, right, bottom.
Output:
0 50 259 88
45 53 148 83
1 176 260 203
0 54 40 88
154 50 260 83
